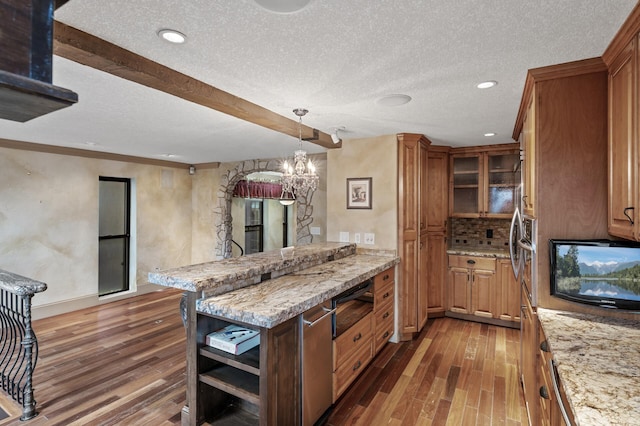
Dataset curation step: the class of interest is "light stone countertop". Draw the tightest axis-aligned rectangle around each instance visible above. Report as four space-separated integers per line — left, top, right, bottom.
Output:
197 253 399 328
148 242 356 295
537 308 640 426
446 246 510 259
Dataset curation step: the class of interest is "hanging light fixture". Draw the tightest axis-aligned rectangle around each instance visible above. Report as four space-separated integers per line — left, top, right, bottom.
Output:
280 108 319 198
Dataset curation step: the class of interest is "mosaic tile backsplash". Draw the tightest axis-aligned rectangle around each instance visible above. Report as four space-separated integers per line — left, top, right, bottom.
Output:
449 218 511 251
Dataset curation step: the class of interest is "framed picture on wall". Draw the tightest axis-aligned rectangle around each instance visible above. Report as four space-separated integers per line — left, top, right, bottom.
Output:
347 177 372 209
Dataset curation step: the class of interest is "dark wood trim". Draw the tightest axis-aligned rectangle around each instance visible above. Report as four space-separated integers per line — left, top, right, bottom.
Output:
52 21 338 150
0 137 220 169
512 57 606 139
603 2 640 67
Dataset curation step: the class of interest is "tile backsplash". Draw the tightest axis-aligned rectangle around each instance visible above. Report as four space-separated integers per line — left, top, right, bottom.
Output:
449 217 511 250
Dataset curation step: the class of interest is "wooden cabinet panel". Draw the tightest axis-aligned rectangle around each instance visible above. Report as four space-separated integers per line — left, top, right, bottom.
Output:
448 266 471 314
521 291 538 426
374 299 394 353
522 95 536 217
608 37 637 240
417 232 429 329
471 269 495 318
497 259 521 323
426 232 447 316
332 337 373 400
427 147 450 232
333 313 372 370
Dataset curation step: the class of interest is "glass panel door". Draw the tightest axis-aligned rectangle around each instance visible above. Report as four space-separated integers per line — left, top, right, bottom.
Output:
98 178 130 296
487 153 520 215
452 156 480 214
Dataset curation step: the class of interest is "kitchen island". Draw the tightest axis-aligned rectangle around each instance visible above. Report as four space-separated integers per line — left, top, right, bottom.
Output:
149 242 399 425
537 308 640 425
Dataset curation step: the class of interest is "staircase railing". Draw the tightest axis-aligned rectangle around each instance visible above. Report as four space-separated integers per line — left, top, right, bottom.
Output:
0 270 47 420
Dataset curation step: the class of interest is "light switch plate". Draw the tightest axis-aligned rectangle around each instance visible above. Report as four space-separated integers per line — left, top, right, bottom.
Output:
364 233 375 244
354 233 361 244
339 231 349 242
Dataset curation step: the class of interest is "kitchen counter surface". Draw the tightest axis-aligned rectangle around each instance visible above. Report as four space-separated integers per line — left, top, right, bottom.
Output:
447 246 510 258
197 252 398 328
148 242 356 295
537 308 640 425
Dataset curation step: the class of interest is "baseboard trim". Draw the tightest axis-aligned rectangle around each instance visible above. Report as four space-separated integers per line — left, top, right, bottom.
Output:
32 283 166 320
445 311 520 329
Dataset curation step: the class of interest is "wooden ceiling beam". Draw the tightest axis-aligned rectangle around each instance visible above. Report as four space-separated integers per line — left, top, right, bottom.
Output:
52 21 338 149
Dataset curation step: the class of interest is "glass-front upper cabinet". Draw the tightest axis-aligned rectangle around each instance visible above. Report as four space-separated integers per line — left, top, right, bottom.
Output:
450 145 520 218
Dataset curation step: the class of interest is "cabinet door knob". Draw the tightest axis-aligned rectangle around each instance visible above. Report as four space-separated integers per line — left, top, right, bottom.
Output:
539 386 550 400
383 311 390 319
540 340 550 352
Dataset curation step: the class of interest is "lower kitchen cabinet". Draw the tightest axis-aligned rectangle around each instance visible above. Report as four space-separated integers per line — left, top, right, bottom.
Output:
497 259 521 324
521 289 538 426
447 255 496 318
426 232 447 317
332 267 395 402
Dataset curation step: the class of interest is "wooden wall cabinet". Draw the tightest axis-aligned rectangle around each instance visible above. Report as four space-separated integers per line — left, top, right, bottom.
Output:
607 35 638 240
447 255 496 319
397 134 430 340
449 145 520 218
521 97 536 217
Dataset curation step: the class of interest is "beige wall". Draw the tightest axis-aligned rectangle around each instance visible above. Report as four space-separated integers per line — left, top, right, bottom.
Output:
327 135 398 250
0 148 330 318
0 147 193 318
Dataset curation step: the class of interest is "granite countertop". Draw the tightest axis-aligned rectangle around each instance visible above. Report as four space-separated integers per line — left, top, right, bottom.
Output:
537 308 640 425
197 253 398 328
446 246 510 259
148 242 356 295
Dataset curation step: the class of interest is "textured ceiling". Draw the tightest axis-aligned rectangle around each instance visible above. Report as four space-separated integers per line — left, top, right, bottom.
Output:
0 0 637 164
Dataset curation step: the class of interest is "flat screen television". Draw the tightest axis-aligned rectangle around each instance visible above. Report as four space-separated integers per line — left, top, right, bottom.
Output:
549 239 640 311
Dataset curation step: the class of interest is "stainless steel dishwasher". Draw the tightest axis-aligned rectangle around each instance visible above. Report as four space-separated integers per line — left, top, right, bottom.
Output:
301 302 335 426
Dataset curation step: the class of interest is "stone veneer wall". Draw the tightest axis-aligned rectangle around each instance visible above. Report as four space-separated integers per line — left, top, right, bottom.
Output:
214 159 315 258
449 217 511 250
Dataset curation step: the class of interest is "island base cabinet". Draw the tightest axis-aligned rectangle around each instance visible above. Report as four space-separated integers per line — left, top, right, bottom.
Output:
183 291 301 426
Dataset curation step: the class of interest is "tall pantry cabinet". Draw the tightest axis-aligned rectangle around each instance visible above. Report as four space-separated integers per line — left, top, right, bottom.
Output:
397 133 430 340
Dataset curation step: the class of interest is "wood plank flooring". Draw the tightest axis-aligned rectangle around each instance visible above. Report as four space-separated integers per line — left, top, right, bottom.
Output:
0 290 527 425
326 317 528 426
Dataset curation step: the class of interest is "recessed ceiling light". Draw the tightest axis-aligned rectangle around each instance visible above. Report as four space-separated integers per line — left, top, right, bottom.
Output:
484 132 497 137
375 94 412 107
477 81 497 89
254 0 312 13
161 153 176 158
157 29 187 44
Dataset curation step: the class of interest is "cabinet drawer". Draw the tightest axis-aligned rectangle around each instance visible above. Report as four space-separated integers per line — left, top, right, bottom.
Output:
374 267 394 290
374 277 394 306
333 313 372 370
333 338 373 401
374 299 394 352
448 255 496 271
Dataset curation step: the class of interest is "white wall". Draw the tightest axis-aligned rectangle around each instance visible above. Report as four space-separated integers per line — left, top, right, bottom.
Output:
0 147 193 318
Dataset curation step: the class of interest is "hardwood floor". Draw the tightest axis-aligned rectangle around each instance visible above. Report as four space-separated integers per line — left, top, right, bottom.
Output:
0 290 527 425
326 317 528 426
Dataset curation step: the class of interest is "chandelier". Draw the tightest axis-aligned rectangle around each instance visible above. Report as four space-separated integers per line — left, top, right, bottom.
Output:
280 108 319 197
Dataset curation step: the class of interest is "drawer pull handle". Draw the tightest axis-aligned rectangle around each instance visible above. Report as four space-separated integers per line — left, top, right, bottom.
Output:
353 332 362 342
383 312 390 319
384 274 390 281
383 331 389 338
467 259 476 265
383 292 390 299
353 360 362 371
